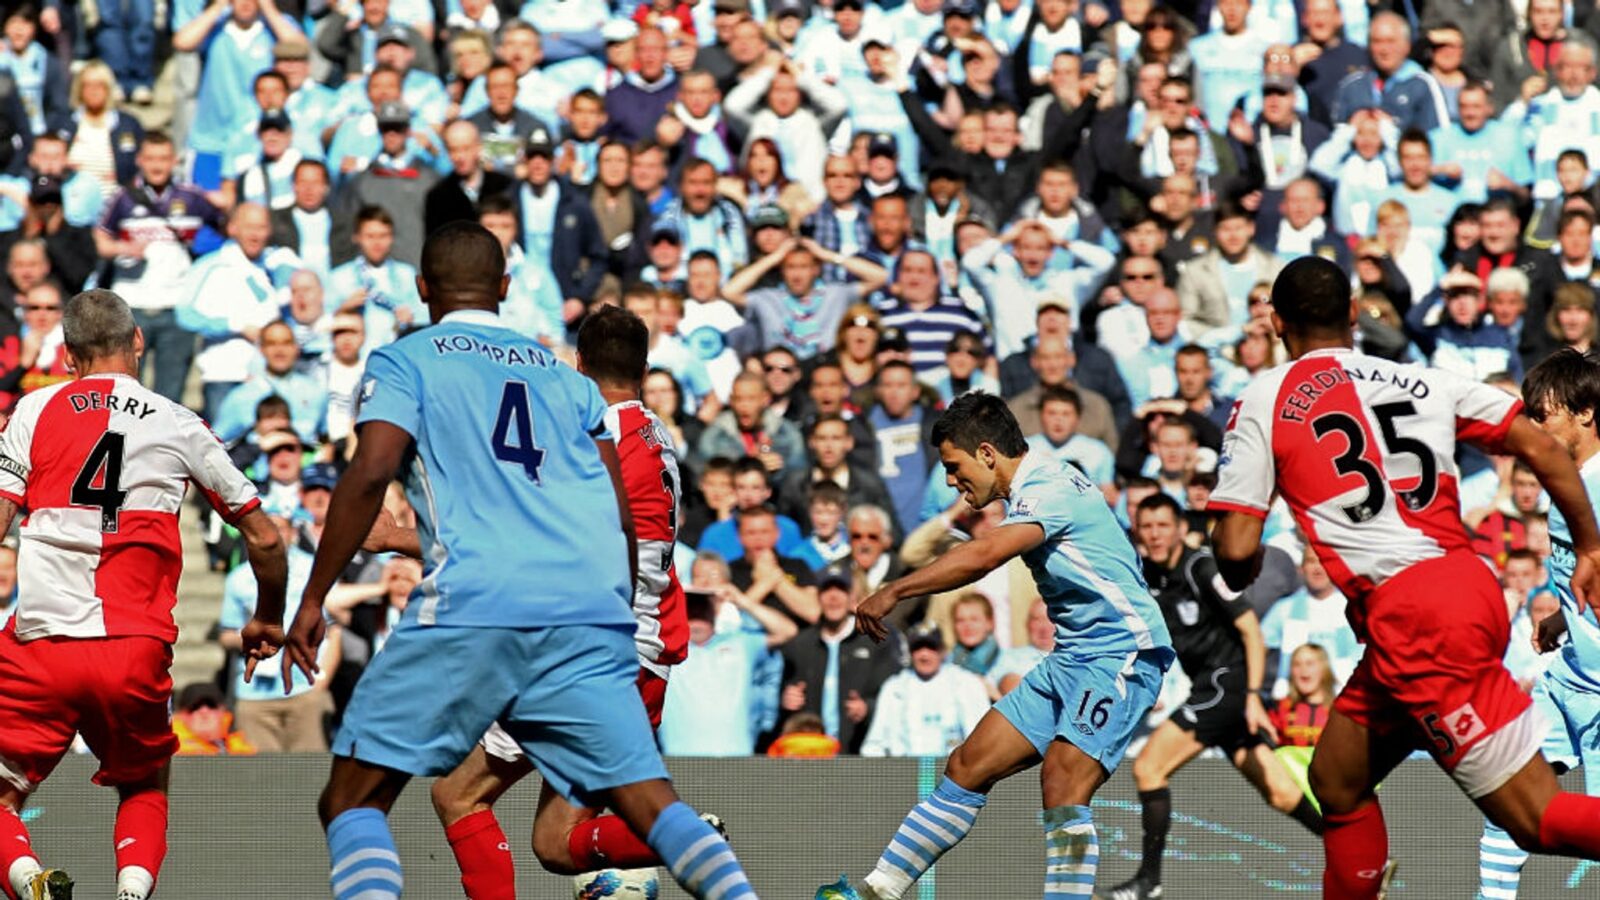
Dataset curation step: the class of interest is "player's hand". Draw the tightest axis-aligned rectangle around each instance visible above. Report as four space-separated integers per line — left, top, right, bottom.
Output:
855 586 898 642
1535 608 1570 654
283 602 327 693
363 507 402 553
844 690 869 722
239 615 285 683
1572 547 1600 618
1245 693 1278 744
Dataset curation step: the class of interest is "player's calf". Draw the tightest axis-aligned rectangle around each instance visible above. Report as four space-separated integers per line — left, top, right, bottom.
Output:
112 786 166 900
608 779 754 900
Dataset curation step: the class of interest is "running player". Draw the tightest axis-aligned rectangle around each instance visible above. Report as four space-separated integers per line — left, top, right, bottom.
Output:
1477 348 1600 899
1210 256 1600 900
282 223 753 900
361 305 694 899
1108 493 1321 900
0 289 288 900
818 391 1175 900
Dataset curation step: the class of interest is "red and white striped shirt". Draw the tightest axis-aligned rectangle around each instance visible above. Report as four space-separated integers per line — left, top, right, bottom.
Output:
0 374 260 642
1210 349 1518 632
605 401 689 676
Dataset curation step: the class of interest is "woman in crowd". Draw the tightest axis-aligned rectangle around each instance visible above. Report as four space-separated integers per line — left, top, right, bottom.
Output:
644 367 707 468
1548 282 1599 354
62 59 142 194
1118 4 1197 104
589 139 652 281
720 137 813 225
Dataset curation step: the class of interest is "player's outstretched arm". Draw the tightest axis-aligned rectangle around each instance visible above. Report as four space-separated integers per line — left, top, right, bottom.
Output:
856 522 1044 642
235 507 289 683
1503 415 1600 614
285 421 411 691
1213 512 1266 593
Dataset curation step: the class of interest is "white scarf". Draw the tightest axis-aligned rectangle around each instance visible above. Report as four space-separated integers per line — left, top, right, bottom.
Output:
1257 119 1307 190
1276 216 1327 258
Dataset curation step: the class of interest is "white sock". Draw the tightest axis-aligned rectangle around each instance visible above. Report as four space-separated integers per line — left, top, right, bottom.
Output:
116 865 155 899
8 857 42 897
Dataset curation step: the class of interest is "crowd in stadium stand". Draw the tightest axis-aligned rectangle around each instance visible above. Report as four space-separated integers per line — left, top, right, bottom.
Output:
0 0 1586 757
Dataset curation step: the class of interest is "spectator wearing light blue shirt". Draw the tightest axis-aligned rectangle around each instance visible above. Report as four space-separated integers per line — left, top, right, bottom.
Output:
1187 0 1270 132
960 222 1115 359
1116 287 1189 410
1376 130 1462 257
324 206 427 352
1024 384 1115 496
1261 547 1363 699
273 39 340 160
171 0 303 190
330 25 450 129
1330 12 1448 132
1429 82 1534 207
213 320 329 444
219 508 330 751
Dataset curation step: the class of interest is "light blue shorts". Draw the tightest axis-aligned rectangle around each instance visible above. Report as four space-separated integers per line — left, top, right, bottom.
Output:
1536 675 1600 794
333 622 667 806
994 650 1165 771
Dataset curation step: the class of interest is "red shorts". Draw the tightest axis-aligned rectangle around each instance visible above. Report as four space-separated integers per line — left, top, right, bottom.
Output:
637 667 668 731
1334 551 1536 795
0 629 177 793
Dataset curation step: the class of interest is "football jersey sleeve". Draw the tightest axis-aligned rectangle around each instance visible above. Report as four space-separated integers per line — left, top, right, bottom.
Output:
1210 393 1276 518
0 401 37 504
355 345 423 438
1001 468 1078 541
1450 375 1522 452
176 407 261 524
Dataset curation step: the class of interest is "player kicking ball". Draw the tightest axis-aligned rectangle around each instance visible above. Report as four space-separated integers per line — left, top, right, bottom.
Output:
1211 256 1600 900
1476 348 1600 899
283 223 754 900
1107 494 1322 900
363 305 700 899
817 392 1175 900
0 290 288 900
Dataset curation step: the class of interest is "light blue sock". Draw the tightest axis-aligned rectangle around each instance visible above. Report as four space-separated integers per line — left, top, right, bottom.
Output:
327 808 403 900
866 778 987 900
646 801 755 899
1479 820 1528 900
1042 805 1098 898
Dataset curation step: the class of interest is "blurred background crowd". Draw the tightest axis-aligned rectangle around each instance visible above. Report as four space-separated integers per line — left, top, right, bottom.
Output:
0 0 1585 758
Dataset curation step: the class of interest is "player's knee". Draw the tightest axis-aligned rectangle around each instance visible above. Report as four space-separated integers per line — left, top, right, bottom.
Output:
1130 752 1163 790
429 777 470 823
1307 758 1357 815
530 821 580 875
943 746 992 793
1268 784 1303 813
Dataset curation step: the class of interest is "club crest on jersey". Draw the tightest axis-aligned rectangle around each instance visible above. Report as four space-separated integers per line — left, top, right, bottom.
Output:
1011 497 1038 516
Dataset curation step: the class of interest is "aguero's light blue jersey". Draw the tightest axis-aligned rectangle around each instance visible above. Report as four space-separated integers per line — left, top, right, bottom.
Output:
1545 451 1600 694
1001 452 1175 665
355 308 634 630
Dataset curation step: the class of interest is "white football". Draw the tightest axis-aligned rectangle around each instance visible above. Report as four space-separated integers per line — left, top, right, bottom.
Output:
572 867 661 899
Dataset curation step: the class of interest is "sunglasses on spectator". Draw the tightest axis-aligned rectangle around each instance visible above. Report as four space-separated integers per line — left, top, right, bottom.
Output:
949 344 982 357
23 303 59 312
764 363 797 374
1265 52 1293 64
850 531 883 541
1123 271 1158 282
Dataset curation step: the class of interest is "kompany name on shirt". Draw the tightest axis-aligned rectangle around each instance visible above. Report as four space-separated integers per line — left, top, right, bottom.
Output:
428 333 555 369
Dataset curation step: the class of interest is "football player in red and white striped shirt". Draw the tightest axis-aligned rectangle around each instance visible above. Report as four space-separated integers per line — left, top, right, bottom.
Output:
363 305 692 900
1211 258 1600 899
0 290 289 900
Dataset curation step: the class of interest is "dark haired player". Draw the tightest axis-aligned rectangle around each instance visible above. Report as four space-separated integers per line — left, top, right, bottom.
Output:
1107 494 1321 900
1210 256 1600 899
284 223 751 900
819 392 1174 900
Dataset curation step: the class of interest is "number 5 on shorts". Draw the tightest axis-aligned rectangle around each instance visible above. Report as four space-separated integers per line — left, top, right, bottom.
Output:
1422 712 1457 758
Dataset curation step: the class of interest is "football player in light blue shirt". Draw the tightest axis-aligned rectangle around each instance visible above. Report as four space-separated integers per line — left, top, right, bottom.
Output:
283 222 753 900
825 392 1174 900
1480 348 1600 899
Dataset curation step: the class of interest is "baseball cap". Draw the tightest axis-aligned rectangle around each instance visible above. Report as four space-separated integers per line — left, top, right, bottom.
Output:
28 174 61 205
651 223 682 244
817 563 852 592
258 108 292 132
927 157 963 181
1037 296 1073 314
861 26 893 49
834 0 864 10
526 125 556 157
866 132 898 159
907 624 944 653
942 0 979 17
713 0 749 11
750 204 789 230
376 23 412 48
878 326 911 353
1262 72 1297 95
331 312 364 334
301 462 339 492
375 100 411 128
1440 269 1483 293
273 38 311 61
772 0 807 18
259 430 302 455
601 18 639 43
